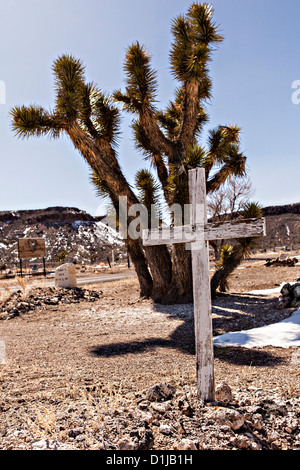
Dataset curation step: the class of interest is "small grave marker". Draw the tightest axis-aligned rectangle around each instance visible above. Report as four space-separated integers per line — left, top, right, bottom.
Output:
55 263 77 288
143 168 266 401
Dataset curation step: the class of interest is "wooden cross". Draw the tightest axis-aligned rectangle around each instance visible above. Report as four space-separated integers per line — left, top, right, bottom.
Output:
143 168 266 402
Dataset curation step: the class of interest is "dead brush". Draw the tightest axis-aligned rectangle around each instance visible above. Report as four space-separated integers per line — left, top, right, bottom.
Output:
83 381 126 415
26 405 59 441
15 276 28 294
0 283 11 304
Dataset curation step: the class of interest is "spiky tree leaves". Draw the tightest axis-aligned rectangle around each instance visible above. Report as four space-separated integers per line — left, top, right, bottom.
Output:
114 3 245 203
10 105 63 139
10 54 173 301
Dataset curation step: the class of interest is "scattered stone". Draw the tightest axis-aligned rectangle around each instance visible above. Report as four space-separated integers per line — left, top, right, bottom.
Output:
0 286 102 320
159 424 172 435
213 407 245 431
1 383 300 450
175 439 198 450
151 401 171 414
68 428 84 438
277 282 300 309
177 398 194 417
138 430 154 450
146 383 176 402
118 437 138 450
215 383 233 403
265 257 298 267
231 434 262 450
31 439 75 450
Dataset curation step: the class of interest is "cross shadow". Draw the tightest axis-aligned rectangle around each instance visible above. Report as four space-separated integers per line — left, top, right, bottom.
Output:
89 293 289 366
214 346 286 367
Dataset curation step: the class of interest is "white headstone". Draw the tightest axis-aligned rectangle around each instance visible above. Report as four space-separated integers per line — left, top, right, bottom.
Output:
55 263 77 288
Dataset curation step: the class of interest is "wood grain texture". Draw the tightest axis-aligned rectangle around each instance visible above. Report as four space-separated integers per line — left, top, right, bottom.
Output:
142 218 266 246
189 168 215 402
17 238 46 260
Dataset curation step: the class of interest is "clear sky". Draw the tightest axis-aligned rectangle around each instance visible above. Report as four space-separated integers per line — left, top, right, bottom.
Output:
0 0 299 216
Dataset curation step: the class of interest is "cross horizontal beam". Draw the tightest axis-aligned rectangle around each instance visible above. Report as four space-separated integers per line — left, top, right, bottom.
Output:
143 217 266 247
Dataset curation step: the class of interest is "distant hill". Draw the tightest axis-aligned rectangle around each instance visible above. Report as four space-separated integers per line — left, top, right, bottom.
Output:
0 203 299 269
259 203 300 251
262 203 300 217
0 207 125 268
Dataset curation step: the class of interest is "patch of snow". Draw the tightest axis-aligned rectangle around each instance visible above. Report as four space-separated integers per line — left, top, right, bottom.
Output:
213 310 300 348
247 282 296 296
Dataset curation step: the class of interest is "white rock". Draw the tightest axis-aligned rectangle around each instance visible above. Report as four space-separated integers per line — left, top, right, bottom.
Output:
213 407 245 431
215 383 233 403
175 439 197 450
159 424 172 435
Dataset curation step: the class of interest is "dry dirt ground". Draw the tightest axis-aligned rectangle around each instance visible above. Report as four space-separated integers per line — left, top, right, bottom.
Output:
0 256 299 451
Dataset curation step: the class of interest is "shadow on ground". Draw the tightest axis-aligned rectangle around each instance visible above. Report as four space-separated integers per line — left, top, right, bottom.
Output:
90 293 288 367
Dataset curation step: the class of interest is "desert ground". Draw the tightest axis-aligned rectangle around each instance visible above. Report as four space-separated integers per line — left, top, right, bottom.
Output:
0 254 299 451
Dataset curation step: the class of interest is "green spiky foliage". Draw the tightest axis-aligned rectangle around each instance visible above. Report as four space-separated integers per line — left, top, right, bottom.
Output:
114 4 246 211
113 2 247 302
211 202 264 297
11 3 251 304
217 244 233 269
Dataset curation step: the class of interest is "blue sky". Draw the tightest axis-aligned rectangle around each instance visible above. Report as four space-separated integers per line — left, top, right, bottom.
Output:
0 0 299 216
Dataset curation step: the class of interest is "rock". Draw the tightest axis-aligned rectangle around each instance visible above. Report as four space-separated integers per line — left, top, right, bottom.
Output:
138 430 154 450
215 383 233 403
291 299 300 309
213 407 245 431
68 428 84 438
267 430 281 443
0 286 102 320
177 398 194 417
138 411 153 425
281 283 292 297
118 437 138 450
175 439 198 450
146 383 176 402
231 434 262 450
150 401 171 414
31 439 75 450
292 283 300 298
251 413 263 430
159 424 172 435
277 295 291 309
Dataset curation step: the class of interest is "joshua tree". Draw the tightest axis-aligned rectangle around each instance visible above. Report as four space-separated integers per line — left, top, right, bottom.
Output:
11 3 247 303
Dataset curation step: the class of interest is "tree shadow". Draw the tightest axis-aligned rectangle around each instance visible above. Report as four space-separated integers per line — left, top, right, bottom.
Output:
90 338 171 357
89 292 289 367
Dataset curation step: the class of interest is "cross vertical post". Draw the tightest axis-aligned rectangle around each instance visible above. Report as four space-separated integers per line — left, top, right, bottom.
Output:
189 168 215 401
142 168 266 403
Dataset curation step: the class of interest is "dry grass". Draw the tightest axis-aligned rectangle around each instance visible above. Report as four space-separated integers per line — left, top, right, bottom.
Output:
15 276 28 294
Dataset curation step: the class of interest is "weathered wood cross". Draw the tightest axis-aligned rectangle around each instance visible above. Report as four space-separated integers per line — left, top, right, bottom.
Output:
142 168 266 402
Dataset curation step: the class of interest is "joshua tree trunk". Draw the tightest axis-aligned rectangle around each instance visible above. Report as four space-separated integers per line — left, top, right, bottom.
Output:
67 122 173 301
